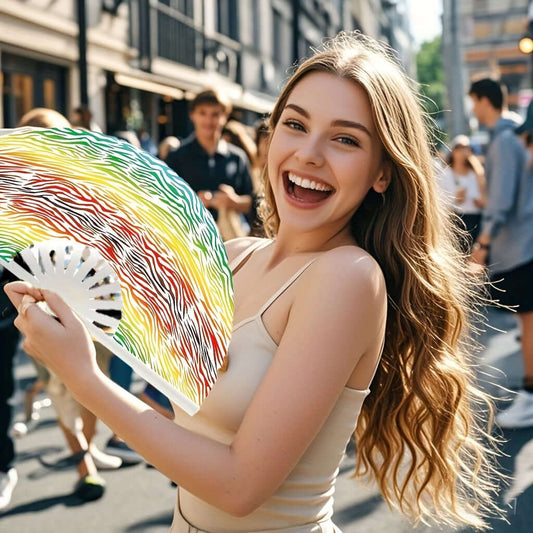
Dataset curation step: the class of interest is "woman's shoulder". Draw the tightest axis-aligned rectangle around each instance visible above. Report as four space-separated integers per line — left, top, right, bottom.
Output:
291 246 387 344
309 245 386 294
224 236 271 264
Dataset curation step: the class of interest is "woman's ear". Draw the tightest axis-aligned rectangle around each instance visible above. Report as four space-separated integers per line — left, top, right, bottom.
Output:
372 160 391 194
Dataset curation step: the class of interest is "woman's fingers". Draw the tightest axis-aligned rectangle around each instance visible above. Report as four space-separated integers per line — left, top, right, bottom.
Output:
41 289 81 329
5 282 98 388
5 282 78 329
4 281 44 310
18 294 38 317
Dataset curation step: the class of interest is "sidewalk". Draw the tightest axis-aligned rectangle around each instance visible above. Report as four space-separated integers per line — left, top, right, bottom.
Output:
1 307 531 532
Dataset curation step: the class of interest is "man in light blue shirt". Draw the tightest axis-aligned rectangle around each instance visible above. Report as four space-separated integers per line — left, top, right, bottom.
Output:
469 78 533 429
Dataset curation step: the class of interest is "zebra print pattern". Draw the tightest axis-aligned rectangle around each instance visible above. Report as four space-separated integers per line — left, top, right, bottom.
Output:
0 127 233 414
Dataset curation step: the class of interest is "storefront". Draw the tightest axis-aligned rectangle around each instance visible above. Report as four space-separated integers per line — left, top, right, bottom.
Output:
105 72 190 142
1 53 67 128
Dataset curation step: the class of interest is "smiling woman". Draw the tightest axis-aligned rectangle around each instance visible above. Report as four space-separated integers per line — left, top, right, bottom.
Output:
5 32 502 532
267 72 388 227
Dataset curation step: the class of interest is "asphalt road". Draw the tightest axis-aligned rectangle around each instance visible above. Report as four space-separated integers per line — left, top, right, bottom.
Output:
1 307 531 532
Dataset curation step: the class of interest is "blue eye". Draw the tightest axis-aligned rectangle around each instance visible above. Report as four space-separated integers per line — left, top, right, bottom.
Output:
336 136 359 147
283 120 305 132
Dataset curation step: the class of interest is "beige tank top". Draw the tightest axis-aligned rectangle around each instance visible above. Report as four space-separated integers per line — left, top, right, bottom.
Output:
171 240 370 532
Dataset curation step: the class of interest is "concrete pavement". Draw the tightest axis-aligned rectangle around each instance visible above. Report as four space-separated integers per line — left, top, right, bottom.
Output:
1 307 531 532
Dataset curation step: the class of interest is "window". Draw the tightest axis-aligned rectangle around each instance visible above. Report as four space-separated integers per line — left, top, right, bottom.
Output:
473 22 491 40
1 54 67 128
217 0 239 40
272 8 290 66
474 0 488 13
158 0 193 17
43 79 57 110
273 9 283 64
12 74 34 121
252 0 261 50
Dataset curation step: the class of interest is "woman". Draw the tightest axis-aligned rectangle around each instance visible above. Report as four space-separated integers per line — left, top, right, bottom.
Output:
6 33 500 530
441 135 486 250
247 119 270 237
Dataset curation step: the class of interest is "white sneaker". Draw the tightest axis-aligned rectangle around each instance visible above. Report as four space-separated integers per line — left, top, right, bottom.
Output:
89 444 123 470
0 468 18 511
496 390 533 429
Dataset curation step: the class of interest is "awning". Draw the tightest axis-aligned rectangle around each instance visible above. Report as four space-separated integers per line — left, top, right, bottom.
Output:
234 90 275 115
113 71 275 114
114 73 185 100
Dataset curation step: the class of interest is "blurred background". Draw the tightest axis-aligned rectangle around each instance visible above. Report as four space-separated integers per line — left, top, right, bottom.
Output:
3 0 531 151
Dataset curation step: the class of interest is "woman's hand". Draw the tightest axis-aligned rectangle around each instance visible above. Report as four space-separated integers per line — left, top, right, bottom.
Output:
211 184 239 210
470 241 489 266
455 186 466 204
4 281 99 391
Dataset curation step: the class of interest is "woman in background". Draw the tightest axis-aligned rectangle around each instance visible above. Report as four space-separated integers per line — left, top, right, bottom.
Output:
441 135 486 251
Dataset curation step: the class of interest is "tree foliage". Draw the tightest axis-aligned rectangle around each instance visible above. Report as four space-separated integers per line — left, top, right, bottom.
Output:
416 35 446 143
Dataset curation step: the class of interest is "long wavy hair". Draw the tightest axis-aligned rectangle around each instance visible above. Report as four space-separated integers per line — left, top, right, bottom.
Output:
259 33 501 529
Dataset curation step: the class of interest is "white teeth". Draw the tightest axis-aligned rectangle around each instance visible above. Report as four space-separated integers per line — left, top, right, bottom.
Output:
287 172 332 192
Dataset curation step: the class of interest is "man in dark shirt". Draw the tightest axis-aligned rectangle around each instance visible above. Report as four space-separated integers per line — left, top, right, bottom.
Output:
166 89 253 225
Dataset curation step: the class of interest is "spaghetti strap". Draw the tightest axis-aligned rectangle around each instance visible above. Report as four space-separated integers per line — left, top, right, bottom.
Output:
256 257 317 317
229 239 271 273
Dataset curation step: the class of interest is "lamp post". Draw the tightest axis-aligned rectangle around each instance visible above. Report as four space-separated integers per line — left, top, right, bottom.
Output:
76 0 88 107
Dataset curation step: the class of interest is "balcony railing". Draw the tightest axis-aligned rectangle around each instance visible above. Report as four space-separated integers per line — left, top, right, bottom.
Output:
155 4 204 68
152 3 241 83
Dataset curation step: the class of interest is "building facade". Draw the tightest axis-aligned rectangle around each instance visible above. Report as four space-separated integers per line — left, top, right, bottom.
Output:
443 0 532 136
0 0 413 140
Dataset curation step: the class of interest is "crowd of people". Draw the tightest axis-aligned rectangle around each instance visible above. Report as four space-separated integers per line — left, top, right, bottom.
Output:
1 30 533 532
435 79 533 432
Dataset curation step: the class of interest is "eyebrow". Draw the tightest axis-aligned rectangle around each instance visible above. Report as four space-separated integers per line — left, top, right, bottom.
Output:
284 103 372 138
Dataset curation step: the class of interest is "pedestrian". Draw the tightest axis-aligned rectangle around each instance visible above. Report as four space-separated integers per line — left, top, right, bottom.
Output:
469 79 533 429
440 134 486 251
104 355 143 464
222 120 257 165
247 118 270 237
70 106 102 133
165 88 253 241
138 127 158 156
158 136 180 161
6 33 501 530
0 267 20 511
6 109 122 503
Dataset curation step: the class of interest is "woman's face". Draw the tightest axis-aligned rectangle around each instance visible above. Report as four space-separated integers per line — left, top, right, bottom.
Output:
267 72 388 238
452 145 470 164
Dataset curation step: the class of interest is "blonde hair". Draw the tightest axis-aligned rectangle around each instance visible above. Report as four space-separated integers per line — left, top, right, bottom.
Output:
18 108 70 128
260 33 501 528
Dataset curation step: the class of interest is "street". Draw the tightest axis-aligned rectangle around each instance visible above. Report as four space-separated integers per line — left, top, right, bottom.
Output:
1 307 531 532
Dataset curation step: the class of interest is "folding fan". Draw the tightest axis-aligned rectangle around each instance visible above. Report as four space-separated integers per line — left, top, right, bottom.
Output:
0 127 233 415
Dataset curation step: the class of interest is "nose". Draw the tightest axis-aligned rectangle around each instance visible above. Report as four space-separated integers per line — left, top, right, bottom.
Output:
295 135 325 167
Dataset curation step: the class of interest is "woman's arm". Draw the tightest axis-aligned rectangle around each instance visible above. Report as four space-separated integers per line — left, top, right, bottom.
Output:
5 248 386 516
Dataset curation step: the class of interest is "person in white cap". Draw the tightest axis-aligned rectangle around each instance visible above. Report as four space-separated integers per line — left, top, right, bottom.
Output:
440 134 486 252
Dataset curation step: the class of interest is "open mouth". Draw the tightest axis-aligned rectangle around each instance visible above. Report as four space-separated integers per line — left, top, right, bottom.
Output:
283 172 334 204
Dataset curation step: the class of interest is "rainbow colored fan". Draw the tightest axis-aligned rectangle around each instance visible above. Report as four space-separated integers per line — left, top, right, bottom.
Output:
0 127 233 415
